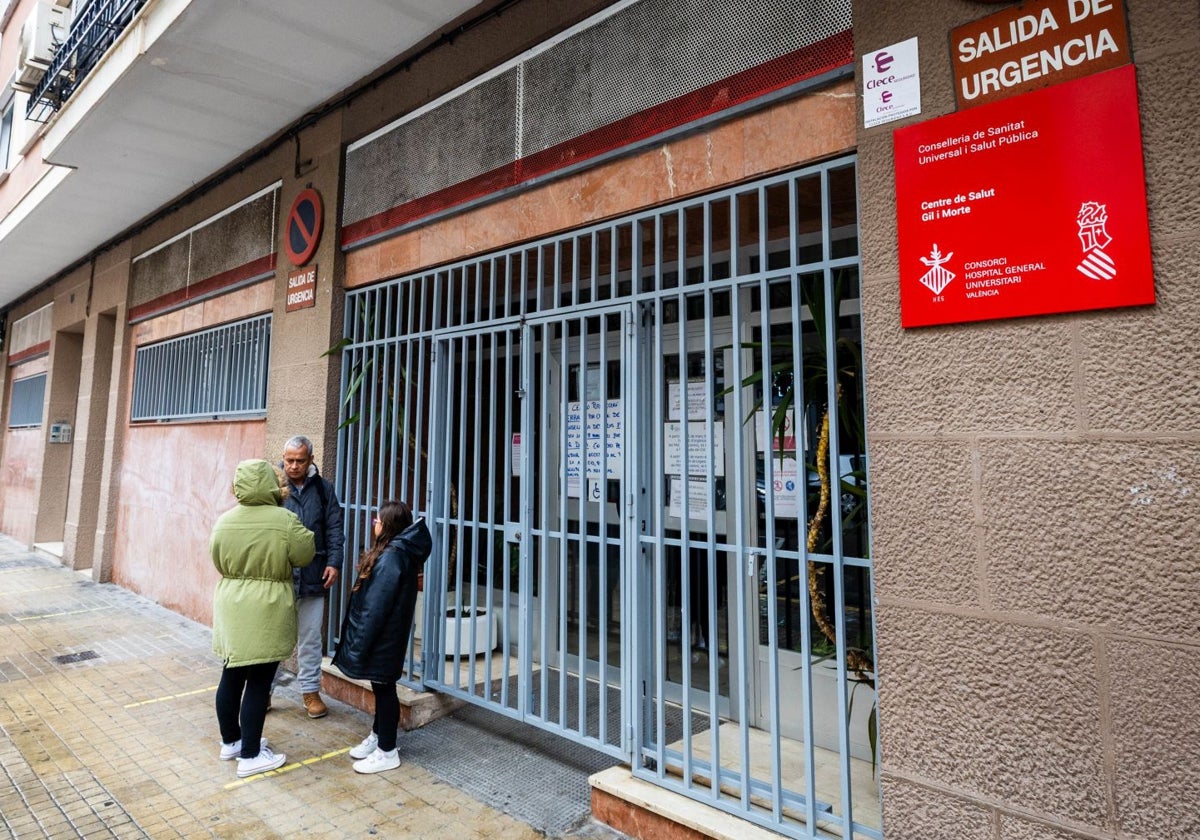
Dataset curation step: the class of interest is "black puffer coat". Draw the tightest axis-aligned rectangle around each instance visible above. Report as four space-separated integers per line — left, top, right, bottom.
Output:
332 518 432 684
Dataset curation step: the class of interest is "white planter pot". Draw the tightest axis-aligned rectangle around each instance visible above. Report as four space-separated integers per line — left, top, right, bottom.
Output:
444 608 495 657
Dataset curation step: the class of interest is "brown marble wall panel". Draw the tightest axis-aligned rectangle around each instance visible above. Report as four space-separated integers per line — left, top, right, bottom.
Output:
52 267 90 329
132 281 272 346
590 789 710 840
92 242 132 314
0 428 44 543
199 281 274 332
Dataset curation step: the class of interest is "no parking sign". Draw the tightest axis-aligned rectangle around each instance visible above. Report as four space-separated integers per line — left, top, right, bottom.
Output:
284 188 323 267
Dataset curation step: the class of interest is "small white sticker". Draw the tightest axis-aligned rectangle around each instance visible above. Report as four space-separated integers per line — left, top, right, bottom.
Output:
863 37 921 128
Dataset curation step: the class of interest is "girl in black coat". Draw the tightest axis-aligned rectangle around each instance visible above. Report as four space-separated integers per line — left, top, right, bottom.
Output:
332 499 432 773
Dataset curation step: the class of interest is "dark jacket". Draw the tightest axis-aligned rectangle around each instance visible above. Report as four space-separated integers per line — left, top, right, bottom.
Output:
332 518 432 684
282 463 345 598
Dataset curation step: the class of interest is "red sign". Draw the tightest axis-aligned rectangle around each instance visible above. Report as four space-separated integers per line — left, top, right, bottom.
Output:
284 188 323 266
286 265 317 312
894 65 1153 328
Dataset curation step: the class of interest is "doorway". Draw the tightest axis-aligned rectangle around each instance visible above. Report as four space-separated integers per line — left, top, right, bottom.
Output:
334 155 877 840
424 305 633 758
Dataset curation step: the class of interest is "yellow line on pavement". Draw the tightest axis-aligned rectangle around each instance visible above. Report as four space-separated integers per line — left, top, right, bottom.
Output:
223 748 351 789
15 606 110 621
125 685 218 708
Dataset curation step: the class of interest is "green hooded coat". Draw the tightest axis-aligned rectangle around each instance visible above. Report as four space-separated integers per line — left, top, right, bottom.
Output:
210 459 316 667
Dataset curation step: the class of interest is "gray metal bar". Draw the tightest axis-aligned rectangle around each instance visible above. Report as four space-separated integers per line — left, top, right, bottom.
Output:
674 204 695 791
791 174 820 835
728 242 752 812
651 210 667 780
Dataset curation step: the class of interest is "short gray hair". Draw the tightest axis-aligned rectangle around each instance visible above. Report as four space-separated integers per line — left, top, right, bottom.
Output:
284 435 313 458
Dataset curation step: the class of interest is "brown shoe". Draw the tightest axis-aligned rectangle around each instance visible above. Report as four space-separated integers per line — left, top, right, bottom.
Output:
303 692 328 719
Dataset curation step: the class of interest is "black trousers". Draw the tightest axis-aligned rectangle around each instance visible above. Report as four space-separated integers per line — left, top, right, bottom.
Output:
371 681 400 752
216 661 279 759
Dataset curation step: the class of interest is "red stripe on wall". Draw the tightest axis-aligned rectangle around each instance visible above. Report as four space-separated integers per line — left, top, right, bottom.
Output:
128 253 277 324
6 341 51 366
342 30 853 248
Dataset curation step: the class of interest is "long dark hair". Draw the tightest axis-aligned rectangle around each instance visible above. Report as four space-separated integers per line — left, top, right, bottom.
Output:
353 499 413 592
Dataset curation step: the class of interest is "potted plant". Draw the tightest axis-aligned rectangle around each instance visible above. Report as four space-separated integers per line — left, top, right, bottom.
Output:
726 269 877 771
443 605 495 657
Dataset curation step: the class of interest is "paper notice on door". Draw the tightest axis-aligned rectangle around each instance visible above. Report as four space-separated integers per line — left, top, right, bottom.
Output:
664 421 725 476
668 477 711 521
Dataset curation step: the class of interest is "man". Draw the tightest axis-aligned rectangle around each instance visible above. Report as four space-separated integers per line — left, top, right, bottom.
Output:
279 435 345 719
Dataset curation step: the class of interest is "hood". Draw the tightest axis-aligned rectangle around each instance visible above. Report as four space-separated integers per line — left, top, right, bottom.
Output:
232 459 283 506
389 517 433 562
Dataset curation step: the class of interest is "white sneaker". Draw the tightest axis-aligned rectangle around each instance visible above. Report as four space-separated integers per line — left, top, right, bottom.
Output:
236 746 286 778
352 747 400 774
219 737 267 761
349 731 379 760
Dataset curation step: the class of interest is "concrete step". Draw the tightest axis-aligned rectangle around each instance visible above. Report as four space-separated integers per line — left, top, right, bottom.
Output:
590 767 785 840
320 659 465 730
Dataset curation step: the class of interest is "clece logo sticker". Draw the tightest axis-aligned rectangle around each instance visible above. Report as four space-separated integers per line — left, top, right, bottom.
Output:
1076 201 1115 280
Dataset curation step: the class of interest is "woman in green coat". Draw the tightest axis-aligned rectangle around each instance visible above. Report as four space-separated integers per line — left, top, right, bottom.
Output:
210 458 315 778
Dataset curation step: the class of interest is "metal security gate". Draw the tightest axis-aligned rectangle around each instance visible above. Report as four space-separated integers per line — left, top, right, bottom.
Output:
422 307 631 757
333 155 876 840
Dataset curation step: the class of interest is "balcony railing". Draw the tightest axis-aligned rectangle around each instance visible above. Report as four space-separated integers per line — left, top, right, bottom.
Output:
27 0 149 122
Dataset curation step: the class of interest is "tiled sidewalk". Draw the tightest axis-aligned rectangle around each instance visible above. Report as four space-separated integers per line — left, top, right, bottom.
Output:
0 537 615 839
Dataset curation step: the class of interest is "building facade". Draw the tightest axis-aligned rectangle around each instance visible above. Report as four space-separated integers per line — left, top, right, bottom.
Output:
0 1 1195 839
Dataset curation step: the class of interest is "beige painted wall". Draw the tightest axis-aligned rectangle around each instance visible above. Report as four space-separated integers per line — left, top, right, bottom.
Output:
852 2 1200 838
91 241 134 583
265 115 346 477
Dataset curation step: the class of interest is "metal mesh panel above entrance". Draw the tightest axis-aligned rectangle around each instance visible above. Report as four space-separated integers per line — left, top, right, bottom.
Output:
340 0 852 246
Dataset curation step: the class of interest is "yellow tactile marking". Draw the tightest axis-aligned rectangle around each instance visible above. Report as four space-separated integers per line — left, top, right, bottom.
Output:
223 748 352 789
15 606 110 621
125 685 218 708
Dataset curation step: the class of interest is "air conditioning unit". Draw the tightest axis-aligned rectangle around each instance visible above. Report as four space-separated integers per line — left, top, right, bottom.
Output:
15 2 71 87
